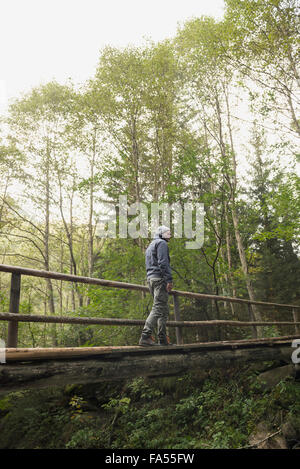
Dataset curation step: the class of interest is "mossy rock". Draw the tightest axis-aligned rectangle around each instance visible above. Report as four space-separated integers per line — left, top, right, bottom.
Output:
257 365 295 390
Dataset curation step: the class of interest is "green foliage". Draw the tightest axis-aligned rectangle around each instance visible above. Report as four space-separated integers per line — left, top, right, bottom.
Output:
102 397 131 414
127 377 164 401
65 428 104 449
69 395 87 419
0 396 12 415
0 365 299 449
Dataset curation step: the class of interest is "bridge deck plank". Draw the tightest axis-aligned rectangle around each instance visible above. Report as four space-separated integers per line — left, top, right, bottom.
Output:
3 335 298 362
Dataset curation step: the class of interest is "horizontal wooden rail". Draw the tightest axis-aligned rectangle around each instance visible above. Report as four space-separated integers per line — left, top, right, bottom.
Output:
1 312 300 328
0 263 299 348
0 264 148 292
0 263 299 309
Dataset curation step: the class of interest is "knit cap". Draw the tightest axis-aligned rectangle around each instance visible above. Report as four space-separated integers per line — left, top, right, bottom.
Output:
157 225 171 236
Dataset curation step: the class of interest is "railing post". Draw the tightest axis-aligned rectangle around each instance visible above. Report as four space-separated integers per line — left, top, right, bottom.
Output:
173 293 183 345
7 273 21 348
292 308 300 335
247 303 258 339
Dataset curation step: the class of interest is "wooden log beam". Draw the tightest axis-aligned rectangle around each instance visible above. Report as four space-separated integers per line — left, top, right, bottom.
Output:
293 308 300 334
174 289 300 309
173 293 183 345
7 273 21 348
0 340 295 393
0 264 299 309
0 264 149 293
3 336 299 361
0 312 145 326
1 312 300 328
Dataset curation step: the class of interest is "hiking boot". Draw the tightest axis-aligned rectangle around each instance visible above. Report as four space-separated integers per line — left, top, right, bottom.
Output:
139 335 158 346
158 336 174 346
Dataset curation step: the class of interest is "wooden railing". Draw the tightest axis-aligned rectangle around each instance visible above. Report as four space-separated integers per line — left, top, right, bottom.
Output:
0 263 299 348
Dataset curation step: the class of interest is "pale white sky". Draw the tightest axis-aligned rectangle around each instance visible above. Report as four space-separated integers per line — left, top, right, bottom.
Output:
0 0 225 110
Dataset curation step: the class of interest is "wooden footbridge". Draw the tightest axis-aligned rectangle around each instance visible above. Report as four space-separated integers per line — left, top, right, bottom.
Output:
0 264 299 393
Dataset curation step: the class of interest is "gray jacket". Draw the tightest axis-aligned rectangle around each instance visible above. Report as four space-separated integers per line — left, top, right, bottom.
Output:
145 234 172 282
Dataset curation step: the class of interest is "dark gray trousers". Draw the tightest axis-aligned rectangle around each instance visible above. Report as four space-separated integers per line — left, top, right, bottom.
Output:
142 278 170 339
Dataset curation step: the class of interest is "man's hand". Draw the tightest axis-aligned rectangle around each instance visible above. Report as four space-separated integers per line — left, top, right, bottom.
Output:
166 282 173 292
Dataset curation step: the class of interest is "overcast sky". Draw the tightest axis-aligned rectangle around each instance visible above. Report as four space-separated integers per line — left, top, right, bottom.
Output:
0 0 225 110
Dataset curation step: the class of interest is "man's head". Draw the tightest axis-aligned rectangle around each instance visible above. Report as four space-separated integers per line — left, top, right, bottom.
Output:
157 225 171 241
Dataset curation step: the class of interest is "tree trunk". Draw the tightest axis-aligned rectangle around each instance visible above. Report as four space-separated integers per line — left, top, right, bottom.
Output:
222 82 262 333
231 207 263 336
225 207 236 315
44 145 56 346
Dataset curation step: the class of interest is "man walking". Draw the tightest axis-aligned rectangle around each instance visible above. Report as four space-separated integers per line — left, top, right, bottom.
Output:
139 225 173 346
